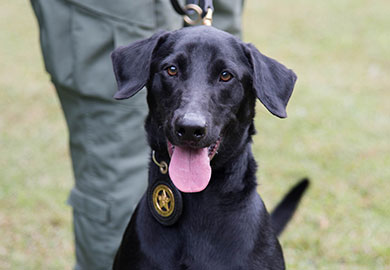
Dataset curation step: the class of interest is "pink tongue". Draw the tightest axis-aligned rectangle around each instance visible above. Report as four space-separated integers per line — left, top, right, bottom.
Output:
169 146 211 193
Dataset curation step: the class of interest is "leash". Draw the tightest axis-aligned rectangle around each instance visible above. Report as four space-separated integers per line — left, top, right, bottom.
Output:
170 0 214 26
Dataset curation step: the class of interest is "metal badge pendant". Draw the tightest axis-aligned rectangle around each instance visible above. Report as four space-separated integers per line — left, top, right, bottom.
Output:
148 181 183 226
153 184 175 217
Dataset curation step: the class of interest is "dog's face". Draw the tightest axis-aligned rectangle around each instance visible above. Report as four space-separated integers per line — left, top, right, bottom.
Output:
112 26 296 193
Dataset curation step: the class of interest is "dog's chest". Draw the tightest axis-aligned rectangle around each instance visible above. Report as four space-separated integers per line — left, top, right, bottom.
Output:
176 231 252 269
138 194 262 269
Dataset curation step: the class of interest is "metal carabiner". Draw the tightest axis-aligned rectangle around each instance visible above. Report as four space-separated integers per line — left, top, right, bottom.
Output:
171 0 214 26
184 4 213 26
183 4 203 25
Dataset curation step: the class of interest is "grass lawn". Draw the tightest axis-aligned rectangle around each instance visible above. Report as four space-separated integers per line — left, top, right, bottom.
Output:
1 0 389 269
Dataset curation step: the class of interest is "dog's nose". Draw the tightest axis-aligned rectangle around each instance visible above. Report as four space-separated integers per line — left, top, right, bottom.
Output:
175 113 207 143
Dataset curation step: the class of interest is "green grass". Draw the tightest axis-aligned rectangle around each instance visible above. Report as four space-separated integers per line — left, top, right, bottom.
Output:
1 0 389 269
0 2 73 269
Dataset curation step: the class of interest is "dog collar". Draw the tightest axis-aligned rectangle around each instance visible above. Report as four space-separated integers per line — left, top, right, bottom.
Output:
148 151 183 226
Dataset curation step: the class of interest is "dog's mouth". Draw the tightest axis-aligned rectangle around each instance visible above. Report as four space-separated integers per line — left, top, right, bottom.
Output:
167 139 220 160
167 138 221 193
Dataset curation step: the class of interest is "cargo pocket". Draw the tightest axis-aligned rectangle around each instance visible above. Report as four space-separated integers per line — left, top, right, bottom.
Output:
67 187 110 223
67 187 122 268
68 0 157 100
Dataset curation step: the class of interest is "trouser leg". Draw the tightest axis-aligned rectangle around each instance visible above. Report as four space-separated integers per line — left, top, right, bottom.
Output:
183 0 244 37
213 0 244 38
56 84 149 270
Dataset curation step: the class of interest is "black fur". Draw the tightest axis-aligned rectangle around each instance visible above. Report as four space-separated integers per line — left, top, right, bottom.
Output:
271 179 310 236
111 26 307 270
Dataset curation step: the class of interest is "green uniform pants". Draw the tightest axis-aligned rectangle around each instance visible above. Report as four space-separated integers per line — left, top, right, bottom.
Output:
31 0 243 269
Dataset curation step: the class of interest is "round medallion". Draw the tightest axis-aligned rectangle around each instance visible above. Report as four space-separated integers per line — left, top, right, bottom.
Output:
152 184 175 217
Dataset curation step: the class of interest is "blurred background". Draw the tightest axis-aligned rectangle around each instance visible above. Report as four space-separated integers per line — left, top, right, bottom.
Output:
0 0 389 269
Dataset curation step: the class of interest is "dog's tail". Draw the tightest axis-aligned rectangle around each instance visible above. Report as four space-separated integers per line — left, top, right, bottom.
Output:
270 178 310 236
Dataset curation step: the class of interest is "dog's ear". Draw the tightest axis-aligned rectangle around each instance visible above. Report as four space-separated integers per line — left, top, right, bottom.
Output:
111 31 168 100
245 43 297 118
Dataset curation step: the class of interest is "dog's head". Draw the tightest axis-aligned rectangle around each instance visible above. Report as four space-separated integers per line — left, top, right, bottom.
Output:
112 26 297 193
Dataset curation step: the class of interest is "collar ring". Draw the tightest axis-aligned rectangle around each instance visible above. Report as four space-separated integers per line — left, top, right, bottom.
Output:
152 150 168 174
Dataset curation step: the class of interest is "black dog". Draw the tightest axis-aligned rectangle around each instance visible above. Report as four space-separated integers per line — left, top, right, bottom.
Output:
111 26 308 269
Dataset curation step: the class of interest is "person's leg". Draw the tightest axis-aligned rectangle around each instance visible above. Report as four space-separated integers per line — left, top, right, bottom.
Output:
31 0 181 269
211 0 244 38
57 84 149 270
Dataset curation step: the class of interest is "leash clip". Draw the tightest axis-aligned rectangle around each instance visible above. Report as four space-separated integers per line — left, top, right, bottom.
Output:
183 4 203 25
202 8 213 26
184 5 213 26
171 0 214 26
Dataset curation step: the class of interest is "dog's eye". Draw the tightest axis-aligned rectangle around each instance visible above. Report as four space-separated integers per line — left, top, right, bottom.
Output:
167 66 178 76
220 71 233 82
